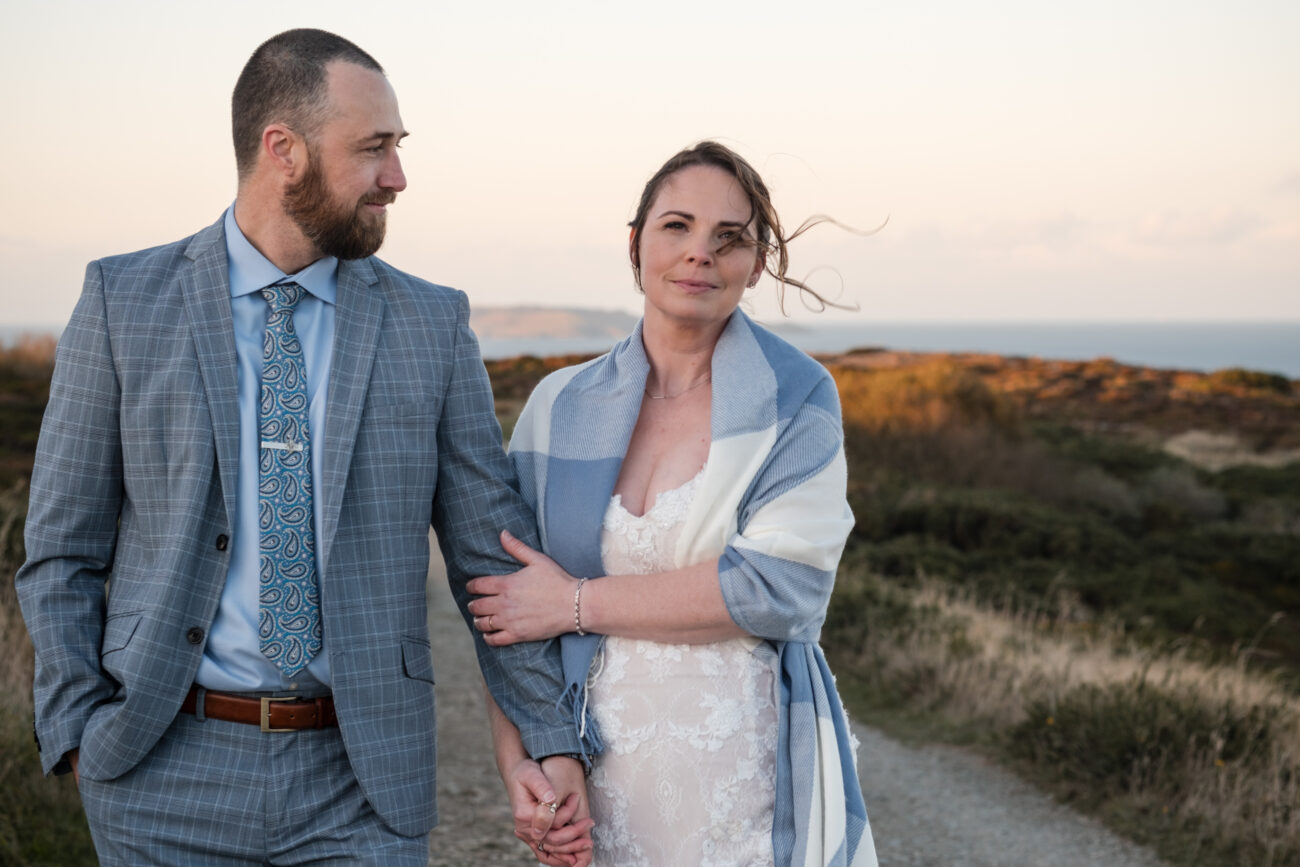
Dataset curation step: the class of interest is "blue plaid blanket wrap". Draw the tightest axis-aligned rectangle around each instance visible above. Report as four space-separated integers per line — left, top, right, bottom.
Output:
508 311 877 866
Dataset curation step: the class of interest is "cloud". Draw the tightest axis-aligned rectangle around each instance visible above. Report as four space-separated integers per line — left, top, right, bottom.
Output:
1276 172 1300 197
1130 209 1264 248
875 212 1094 258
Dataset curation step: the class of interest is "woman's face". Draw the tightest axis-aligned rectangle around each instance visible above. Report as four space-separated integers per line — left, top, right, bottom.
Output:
634 164 764 330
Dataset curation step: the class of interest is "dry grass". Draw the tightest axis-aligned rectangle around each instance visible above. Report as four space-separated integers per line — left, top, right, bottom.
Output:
0 481 34 692
1 479 97 865
920 588 1293 719
827 561 1300 867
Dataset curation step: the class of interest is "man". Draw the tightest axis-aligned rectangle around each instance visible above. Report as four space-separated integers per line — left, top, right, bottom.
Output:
16 29 589 865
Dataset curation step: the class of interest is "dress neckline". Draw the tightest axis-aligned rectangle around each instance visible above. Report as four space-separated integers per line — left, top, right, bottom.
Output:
609 463 706 521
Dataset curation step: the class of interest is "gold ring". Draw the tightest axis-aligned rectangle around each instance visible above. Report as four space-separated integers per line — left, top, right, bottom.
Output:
488 615 496 631
547 801 558 814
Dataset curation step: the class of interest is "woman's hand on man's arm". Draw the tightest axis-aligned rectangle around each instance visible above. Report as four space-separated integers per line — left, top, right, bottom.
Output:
467 531 580 644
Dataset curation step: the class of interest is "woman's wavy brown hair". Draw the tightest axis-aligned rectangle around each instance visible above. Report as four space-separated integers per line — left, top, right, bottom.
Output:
628 140 853 312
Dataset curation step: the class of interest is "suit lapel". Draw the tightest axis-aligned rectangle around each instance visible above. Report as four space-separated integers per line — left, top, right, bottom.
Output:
180 220 240 526
319 257 384 570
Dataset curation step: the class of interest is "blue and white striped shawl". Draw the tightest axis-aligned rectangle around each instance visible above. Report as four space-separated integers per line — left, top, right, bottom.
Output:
508 311 877 866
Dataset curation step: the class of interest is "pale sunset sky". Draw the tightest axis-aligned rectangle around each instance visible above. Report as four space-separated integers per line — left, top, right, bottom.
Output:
1 0 1296 330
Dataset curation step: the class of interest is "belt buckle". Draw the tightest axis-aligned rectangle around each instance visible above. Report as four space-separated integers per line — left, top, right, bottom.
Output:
260 696 297 733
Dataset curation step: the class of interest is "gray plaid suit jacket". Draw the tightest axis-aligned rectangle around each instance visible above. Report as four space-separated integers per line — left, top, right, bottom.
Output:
16 215 579 836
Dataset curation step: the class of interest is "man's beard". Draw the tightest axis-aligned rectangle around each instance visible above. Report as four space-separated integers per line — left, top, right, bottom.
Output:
283 156 394 261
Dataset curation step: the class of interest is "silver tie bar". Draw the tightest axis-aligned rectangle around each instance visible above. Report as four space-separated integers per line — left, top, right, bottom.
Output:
261 439 305 453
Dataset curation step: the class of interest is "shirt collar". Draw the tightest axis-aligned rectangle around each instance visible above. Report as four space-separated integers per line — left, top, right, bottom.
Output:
224 205 338 305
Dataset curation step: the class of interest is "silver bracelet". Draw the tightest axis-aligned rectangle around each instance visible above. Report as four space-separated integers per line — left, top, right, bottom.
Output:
573 578 588 636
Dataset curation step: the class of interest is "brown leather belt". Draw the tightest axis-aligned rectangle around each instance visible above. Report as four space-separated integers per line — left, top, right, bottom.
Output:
182 686 337 732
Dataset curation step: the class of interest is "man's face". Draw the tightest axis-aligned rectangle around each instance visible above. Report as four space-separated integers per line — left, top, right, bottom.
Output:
283 61 407 260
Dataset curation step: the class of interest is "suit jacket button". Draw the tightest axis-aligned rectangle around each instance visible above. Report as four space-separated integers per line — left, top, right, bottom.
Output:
215 534 229 551
186 627 205 646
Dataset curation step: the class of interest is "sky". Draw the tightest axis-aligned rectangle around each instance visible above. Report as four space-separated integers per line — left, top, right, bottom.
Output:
1 0 1297 330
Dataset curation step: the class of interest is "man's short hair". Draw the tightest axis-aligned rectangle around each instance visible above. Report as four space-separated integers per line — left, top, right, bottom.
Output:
232 29 383 179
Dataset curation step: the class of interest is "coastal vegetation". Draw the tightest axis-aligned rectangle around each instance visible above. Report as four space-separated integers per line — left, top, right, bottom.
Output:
823 349 1300 867
0 337 96 866
1 337 1296 865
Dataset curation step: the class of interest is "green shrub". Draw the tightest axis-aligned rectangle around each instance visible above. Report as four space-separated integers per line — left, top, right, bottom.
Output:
885 487 1138 567
1140 466 1226 524
0 340 52 488
1009 679 1281 789
1207 368 1293 396
1216 462 1300 503
1032 422 1177 482
1006 678 1296 867
0 710 97 867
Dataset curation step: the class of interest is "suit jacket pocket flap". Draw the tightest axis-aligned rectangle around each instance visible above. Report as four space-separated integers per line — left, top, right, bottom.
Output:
101 610 144 655
401 637 435 683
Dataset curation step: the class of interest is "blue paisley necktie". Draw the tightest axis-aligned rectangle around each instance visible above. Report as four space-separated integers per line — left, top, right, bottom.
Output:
257 282 321 677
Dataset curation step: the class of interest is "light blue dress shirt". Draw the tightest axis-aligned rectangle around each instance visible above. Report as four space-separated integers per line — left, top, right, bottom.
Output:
195 206 337 693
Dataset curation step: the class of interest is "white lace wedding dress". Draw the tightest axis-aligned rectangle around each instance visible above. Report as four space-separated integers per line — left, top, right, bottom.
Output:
587 468 780 866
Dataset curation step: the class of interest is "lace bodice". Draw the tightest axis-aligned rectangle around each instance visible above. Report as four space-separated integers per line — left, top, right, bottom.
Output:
602 469 701 574
587 468 778 866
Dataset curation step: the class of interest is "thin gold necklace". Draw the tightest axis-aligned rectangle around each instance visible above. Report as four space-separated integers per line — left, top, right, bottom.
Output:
644 373 712 400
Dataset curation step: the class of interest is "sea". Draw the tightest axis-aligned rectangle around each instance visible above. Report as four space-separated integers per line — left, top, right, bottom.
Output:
4 321 1298 378
480 322 1300 378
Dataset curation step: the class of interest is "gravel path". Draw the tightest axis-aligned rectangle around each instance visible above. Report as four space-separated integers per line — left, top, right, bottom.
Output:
423 563 1166 866
425 559 534 867
856 727 1165 866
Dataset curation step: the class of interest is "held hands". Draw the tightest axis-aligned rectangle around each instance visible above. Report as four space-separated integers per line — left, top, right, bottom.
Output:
473 535 595 864
508 756 594 866
467 531 580 645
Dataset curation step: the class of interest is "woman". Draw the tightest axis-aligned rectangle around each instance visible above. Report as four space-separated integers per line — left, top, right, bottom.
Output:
467 141 876 867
